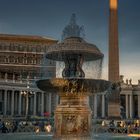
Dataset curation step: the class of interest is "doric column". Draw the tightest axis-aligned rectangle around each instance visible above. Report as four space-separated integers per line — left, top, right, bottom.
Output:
30 95 34 115
14 92 18 114
102 94 105 118
45 93 48 111
138 95 140 118
94 94 97 118
18 91 22 115
129 94 133 118
11 90 14 116
13 74 15 83
33 93 36 116
5 73 8 82
0 72 1 79
38 93 41 113
20 74 22 83
41 92 44 115
48 93 52 113
7 91 10 113
125 94 129 119
4 90 7 115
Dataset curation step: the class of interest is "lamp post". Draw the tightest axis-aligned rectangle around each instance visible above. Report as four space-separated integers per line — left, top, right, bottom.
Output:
21 84 35 119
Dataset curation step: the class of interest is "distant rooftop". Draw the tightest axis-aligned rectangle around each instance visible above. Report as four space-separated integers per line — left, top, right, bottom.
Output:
0 34 58 43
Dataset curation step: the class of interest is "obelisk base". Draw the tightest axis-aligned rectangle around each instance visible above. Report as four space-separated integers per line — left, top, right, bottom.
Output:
108 102 120 119
108 90 120 119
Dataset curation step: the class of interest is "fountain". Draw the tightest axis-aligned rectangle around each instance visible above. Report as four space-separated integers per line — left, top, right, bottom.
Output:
36 14 110 139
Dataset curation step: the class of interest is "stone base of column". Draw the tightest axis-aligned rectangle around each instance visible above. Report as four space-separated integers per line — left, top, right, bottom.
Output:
108 102 120 119
108 89 120 119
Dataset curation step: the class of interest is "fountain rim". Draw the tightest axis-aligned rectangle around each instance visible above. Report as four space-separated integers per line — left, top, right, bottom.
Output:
45 37 104 61
36 78 111 93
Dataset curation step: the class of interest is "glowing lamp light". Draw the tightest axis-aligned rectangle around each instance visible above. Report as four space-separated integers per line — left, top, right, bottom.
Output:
128 134 140 138
110 0 118 10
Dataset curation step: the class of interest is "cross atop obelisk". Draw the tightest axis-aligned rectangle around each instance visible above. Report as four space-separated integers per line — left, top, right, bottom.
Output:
109 0 119 82
110 0 118 10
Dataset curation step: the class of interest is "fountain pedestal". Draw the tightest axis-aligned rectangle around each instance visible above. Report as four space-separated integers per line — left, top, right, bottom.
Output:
54 94 92 137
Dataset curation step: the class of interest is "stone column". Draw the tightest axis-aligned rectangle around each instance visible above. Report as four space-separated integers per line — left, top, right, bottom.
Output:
138 95 140 118
14 92 18 114
30 95 34 115
4 90 7 115
41 92 44 115
125 94 129 119
45 93 48 112
11 90 14 116
49 93 52 113
33 93 36 116
18 91 22 115
13 74 15 83
7 91 10 113
20 74 22 83
129 94 133 118
38 93 41 114
102 94 105 118
0 72 1 79
5 73 8 82
94 94 97 118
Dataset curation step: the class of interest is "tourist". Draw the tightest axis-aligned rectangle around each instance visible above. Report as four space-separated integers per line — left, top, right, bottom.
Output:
12 121 18 133
35 127 40 134
1 122 9 133
44 123 52 133
101 120 106 127
0 119 3 132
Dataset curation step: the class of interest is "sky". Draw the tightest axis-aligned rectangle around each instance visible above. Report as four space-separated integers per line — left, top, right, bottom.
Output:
0 0 140 84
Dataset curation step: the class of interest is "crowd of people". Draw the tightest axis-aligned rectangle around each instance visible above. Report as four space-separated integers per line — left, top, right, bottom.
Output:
102 119 140 134
1 117 140 137
0 118 53 134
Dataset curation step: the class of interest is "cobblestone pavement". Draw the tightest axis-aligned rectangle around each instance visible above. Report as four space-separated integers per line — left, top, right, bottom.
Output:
0 133 137 140
0 132 53 140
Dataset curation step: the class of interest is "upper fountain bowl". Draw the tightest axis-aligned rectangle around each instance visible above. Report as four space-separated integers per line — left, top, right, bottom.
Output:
46 37 104 61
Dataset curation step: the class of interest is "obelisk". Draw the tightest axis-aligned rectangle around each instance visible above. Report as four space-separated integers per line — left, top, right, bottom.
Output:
108 0 120 118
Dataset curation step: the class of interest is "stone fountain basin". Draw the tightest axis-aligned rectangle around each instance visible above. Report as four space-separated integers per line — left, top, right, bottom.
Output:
46 37 104 61
36 78 110 94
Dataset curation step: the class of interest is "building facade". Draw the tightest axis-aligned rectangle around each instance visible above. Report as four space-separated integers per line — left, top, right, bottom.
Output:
0 34 139 119
89 76 140 119
120 76 140 119
0 34 58 117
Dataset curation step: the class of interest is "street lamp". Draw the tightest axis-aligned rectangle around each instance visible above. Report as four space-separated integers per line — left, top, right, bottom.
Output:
21 84 35 119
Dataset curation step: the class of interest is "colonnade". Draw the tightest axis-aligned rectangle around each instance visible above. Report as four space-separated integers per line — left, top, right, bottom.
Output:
124 93 140 119
0 89 59 116
90 93 106 119
1 87 140 119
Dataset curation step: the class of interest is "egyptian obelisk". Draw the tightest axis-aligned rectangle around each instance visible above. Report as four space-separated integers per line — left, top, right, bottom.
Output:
108 0 120 118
